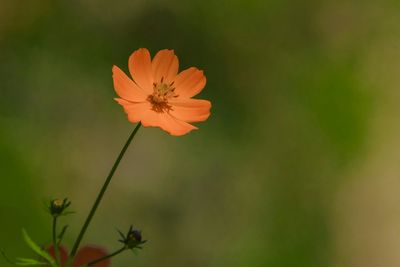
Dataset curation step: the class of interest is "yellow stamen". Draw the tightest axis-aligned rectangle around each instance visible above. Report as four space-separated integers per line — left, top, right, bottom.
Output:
148 81 177 113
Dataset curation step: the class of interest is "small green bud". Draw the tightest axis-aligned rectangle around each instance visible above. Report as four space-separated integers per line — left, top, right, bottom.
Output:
128 230 142 243
118 226 146 249
49 198 71 217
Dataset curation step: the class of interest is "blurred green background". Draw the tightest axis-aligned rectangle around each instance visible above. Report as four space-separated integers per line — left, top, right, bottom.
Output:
2 0 400 266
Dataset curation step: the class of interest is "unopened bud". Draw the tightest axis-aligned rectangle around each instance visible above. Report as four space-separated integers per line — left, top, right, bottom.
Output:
118 226 146 249
49 198 71 217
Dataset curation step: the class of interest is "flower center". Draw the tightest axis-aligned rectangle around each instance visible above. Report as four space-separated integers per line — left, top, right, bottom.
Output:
147 79 178 113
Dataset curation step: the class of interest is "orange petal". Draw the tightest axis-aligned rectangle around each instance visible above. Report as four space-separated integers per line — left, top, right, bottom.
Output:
115 98 150 123
173 67 206 98
169 98 211 123
128 48 153 92
141 110 197 136
151 49 179 84
112 66 148 102
72 246 110 267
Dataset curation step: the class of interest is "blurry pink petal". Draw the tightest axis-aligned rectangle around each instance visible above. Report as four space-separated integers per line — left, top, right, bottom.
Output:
72 245 110 267
112 66 148 102
173 67 206 98
47 245 109 267
128 48 153 92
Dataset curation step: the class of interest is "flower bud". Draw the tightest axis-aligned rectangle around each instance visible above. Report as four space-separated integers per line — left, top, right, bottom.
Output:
118 226 146 249
49 198 71 217
128 229 142 243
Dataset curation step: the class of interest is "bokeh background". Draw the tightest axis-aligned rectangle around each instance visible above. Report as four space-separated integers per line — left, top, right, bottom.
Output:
1 0 400 266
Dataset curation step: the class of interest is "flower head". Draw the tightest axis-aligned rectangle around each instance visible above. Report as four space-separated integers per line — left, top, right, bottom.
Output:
113 48 211 136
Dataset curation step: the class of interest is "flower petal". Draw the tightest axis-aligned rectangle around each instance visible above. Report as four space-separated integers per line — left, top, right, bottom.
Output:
173 67 206 98
151 49 179 84
141 110 197 136
112 66 148 102
115 98 150 123
169 99 211 122
72 246 110 267
128 48 153 92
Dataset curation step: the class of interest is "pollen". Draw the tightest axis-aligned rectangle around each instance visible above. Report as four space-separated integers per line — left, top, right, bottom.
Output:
53 199 63 208
147 79 178 113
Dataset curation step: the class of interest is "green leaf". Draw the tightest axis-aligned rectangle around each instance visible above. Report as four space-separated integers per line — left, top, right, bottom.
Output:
21 229 57 267
1 250 46 266
15 258 47 266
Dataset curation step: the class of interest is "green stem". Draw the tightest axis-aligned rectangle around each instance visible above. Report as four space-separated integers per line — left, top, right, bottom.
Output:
86 247 126 266
68 123 142 263
52 217 60 266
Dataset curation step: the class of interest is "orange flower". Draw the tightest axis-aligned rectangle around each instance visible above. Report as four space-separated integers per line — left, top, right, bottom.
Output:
112 48 211 136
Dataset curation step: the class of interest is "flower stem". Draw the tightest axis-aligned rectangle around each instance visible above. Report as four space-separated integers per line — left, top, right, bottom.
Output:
52 217 60 266
86 246 126 266
68 123 142 262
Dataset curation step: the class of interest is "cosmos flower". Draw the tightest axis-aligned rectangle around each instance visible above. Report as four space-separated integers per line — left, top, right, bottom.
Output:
113 48 211 136
47 245 109 267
